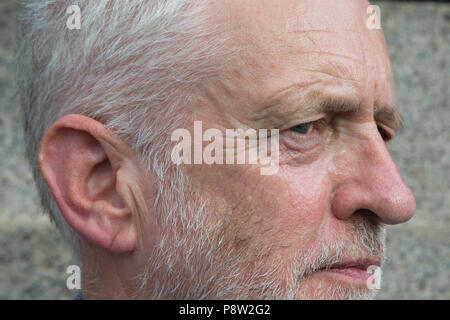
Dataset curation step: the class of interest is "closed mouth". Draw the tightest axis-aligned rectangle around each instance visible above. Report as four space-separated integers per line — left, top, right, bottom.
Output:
317 258 382 285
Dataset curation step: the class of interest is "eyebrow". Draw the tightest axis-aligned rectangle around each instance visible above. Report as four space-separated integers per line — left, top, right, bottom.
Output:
252 85 403 131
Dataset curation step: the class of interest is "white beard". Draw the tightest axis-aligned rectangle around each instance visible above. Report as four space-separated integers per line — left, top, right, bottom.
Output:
131 169 386 300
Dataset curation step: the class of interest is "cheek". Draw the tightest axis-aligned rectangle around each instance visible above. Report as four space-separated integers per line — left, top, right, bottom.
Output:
275 161 331 250
215 162 331 259
186 150 332 261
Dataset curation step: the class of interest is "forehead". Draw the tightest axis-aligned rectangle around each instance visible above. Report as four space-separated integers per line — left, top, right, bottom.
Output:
210 0 395 113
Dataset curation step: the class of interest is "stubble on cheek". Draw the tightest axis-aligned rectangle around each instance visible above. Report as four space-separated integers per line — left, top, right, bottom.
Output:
185 155 336 298
203 167 320 293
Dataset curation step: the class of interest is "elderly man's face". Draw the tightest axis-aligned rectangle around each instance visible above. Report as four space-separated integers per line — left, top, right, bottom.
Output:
163 0 415 299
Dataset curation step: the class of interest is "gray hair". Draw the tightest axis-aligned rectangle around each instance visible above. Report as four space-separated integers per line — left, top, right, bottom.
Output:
15 0 233 263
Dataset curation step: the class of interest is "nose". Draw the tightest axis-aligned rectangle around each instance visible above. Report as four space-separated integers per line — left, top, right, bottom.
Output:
331 128 416 225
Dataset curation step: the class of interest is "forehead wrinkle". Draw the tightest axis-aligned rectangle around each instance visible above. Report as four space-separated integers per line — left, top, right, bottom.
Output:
300 68 360 84
284 29 333 35
298 51 366 68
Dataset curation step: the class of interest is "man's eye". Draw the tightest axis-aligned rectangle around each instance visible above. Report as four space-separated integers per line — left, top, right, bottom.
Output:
290 122 313 134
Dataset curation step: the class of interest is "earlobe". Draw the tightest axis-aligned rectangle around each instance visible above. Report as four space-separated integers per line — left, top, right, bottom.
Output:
38 114 137 253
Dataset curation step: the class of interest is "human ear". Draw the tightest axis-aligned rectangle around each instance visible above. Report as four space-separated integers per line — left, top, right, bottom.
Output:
38 114 137 253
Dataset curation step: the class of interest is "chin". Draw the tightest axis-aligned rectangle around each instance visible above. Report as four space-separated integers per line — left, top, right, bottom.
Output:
294 273 381 300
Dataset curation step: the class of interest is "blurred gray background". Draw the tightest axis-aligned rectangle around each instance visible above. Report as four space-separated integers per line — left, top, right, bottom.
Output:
0 0 449 299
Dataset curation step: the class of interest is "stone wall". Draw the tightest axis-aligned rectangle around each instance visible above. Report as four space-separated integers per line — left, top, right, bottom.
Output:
0 1 448 299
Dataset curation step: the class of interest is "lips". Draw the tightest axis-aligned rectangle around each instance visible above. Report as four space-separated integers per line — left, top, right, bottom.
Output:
329 258 381 271
319 258 382 284
326 266 373 281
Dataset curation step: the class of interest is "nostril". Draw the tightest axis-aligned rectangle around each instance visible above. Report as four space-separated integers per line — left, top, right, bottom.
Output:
351 209 386 230
353 209 380 223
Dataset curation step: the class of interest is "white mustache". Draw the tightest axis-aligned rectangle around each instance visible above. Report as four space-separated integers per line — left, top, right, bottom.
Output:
293 218 386 281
